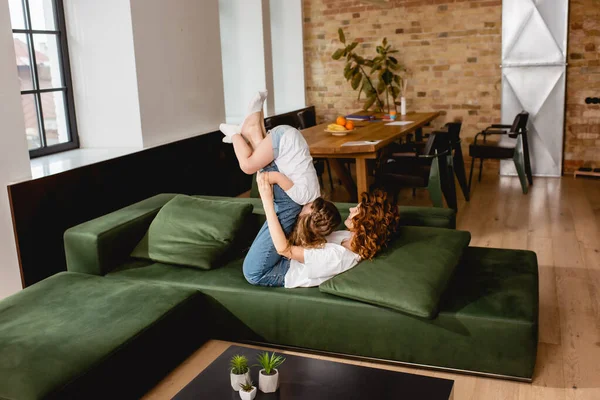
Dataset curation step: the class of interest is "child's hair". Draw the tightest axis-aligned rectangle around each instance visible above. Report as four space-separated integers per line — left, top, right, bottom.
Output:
350 189 400 260
288 197 342 249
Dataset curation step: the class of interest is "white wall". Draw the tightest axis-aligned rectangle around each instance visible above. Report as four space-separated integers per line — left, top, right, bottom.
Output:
130 0 225 148
0 0 33 299
64 0 143 149
219 0 269 123
270 0 306 114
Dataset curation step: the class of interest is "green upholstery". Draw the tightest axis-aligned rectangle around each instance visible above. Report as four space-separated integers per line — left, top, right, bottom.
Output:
0 272 206 400
106 245 538 378
131 195 253 270
65 194 456 276
320 227 471 318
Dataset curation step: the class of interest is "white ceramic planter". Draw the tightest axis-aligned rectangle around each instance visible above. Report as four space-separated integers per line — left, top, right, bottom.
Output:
239 386 257 400
259 369 279 393
230 370 251 391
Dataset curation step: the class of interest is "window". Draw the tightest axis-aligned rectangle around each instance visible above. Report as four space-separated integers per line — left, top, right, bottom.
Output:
8 0 78 157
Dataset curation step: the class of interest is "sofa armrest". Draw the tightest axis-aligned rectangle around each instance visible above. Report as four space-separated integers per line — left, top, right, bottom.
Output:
64 194 178 276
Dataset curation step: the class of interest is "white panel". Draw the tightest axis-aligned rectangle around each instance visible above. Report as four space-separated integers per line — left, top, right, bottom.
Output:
131 0 225 148
219 0 268 124
535 0 569 56
0 0 32 299
502 0 535 57
504 7 563 65
270 0 306 114
501 0 568 177
65 0 144 148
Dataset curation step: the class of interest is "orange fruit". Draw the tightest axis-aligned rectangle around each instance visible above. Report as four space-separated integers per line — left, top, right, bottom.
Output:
345 121 355 130
336 116 347 126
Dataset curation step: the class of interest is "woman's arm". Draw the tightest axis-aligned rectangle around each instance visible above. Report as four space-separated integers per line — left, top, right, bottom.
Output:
257 172 305 263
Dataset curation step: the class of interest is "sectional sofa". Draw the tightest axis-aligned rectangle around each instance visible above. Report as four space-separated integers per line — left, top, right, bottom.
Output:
0 194 539 400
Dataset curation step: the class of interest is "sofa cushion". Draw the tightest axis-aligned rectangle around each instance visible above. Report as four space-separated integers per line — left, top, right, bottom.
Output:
131 195 253 270
319 226 471 318
0 272 206 400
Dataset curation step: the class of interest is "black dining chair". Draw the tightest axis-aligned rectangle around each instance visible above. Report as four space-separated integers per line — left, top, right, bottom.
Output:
373 132 457 211
468 111 532 194
297 108 334 192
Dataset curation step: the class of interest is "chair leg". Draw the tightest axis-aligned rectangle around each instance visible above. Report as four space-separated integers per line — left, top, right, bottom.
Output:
513 138 529 195
478 158 484 182
452 145 470 201
427 157 444 208
412 188 416 197
439 155 458 212
524 147 533 186
468 157 475 193
325 159 334 192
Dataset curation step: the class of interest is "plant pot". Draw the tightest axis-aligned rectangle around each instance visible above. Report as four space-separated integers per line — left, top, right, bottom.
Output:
239 386 257 400
230 370 251 391
259 368 279 393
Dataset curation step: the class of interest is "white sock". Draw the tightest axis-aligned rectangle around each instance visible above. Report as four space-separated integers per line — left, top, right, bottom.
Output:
247 90 268 114
220 123 241 144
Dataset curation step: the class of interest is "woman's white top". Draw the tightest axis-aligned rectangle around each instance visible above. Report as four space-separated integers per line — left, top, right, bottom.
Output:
284 231 361 288
274 127 320 205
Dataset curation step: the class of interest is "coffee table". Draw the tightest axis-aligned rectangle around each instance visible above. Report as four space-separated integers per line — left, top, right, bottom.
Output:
173 345 454 399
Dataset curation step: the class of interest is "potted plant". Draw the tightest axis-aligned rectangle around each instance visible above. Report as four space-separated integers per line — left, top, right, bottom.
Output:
256 351 285 393
332 28 406 113
238 379 257 400
230 354 250 391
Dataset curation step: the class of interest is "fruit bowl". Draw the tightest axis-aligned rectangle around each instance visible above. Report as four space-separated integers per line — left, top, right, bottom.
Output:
325 117 355 136
324 128 354 136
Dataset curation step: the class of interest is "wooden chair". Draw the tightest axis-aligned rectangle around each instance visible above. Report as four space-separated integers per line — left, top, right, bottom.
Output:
468 112 532 194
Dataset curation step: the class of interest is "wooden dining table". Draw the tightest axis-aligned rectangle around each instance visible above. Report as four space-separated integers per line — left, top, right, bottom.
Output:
301 111 441 201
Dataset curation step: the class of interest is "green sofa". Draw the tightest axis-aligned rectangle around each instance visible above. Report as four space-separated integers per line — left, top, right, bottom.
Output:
65 194 538 377
0 194 538 399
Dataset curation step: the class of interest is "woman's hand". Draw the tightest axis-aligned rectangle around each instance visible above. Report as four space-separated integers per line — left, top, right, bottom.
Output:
256 171 274 204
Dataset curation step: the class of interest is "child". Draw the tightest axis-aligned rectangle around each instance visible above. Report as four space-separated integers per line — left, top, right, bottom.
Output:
220 91 340 286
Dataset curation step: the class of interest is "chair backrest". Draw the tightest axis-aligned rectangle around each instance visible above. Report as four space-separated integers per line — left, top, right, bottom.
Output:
298 108 317 129
445 122 462 144
423 131 451 156
510 111 529 135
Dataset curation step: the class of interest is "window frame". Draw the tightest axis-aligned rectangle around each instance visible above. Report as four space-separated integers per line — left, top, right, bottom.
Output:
12 0 79 158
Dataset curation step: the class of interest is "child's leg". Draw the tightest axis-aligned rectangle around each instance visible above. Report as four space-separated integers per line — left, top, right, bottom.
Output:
232 133 274 175
241 110 267 148
243 164 302 287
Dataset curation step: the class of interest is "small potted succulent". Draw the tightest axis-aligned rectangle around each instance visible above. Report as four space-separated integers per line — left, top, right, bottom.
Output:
230 354 250 391
238 379 257 400
256 351 285 393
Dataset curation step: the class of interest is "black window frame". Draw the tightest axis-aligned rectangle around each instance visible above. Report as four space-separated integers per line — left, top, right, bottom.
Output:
12 0 79 158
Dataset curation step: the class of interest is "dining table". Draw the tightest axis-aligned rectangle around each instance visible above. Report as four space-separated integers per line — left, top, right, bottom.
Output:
300 111 441 201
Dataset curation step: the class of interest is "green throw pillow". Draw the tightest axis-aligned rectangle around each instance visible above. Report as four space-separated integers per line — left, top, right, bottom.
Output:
131 195 253 270
319 226 471 319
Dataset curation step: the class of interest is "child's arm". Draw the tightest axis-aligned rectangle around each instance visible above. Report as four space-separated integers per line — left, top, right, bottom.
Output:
257 172 305 263
266 171 294 191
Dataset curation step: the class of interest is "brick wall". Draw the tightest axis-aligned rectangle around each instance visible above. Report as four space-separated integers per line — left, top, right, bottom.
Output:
303 0 503 153
303 0 599 174
565 0 600 173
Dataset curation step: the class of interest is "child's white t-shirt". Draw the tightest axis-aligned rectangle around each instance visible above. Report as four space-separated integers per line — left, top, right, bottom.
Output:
284 231 361 288
273 127 321 205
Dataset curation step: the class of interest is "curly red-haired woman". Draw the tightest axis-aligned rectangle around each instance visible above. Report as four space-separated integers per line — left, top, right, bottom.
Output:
258 172 400 288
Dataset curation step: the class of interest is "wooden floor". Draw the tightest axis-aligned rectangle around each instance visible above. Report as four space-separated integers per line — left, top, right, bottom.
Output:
144 173 600 400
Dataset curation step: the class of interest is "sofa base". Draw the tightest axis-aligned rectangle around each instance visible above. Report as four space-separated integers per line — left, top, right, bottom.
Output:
244 341 533 383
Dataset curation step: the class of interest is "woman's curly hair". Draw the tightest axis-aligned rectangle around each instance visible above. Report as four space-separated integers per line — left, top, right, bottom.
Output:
288 197 342 249
350 189 400 260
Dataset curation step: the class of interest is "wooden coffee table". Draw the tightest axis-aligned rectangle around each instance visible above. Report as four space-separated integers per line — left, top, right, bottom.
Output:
170 344 454 399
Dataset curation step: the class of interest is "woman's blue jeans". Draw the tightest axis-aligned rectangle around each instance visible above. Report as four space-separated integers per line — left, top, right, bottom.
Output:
242 163 301 287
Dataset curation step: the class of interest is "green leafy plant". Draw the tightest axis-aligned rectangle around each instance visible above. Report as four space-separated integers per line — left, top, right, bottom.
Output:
256 352 285 375
230 354 249 375
332 28 405 112
239 379 255 392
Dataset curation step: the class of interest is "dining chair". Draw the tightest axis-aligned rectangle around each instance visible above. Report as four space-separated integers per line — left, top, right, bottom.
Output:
468 111 532 194
297 108 335 192
373 132 457 211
